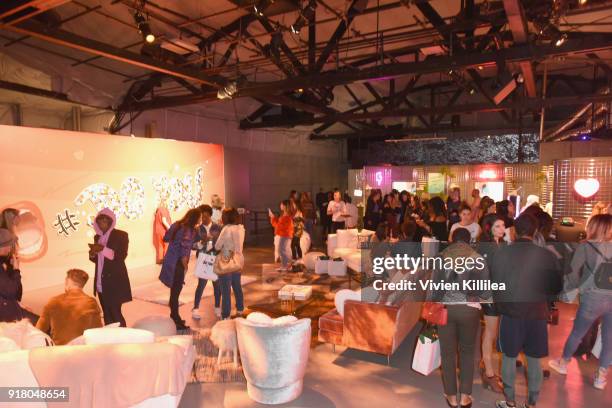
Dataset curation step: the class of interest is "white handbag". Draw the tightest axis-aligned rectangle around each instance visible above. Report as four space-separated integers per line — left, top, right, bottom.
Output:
195 252 218 281
411 333 441 376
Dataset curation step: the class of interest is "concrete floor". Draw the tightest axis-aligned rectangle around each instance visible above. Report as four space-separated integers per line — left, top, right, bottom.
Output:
22 245 611 408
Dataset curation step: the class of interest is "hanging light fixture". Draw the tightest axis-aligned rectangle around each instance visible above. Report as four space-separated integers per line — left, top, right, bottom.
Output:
134 11 155 44
290 1 316 35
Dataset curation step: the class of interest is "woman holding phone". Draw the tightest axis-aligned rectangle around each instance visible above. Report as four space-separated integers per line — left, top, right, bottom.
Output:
270 201 294 272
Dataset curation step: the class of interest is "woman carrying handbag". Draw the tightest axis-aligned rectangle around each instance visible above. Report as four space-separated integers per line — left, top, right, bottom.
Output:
428 228 491 408
214 208 245 320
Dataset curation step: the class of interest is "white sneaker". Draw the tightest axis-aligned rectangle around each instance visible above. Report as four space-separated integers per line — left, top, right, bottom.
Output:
214 307 221 318
191 308 201 320
594 367 608 390
548 358 568 375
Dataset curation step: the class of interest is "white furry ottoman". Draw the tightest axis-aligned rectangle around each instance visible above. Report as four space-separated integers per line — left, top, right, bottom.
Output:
211 319 238 367
132 315 176 337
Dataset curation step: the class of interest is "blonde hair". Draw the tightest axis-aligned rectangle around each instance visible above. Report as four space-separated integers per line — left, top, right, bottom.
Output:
586 214 612 242
591 201 607 216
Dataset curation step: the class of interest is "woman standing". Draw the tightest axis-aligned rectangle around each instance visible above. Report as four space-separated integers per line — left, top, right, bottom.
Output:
431 228 490 408
549 214 612 390
447 187 462 227
215 208 245 320
299 192 316 236
421 196 449 242
160 208 201 330
270 200 294 272
477 214 506 393
327 190 347 233
291 205 305 261
365 189 383 231
90 208 132 327
0 229 27 323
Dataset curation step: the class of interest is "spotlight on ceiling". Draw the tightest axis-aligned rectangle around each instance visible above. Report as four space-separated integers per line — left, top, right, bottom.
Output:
217 81 238 100
253 5 264 17
290 2 316 35
579 0 588 4
555 33 568 47
134 12 155 43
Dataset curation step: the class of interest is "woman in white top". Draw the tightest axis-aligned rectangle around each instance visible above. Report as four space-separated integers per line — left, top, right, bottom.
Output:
327 190 347 233
215 208 245 320
449 204 482 243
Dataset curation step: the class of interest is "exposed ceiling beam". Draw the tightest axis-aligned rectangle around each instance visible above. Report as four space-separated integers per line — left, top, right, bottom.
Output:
124 35 612 111
240 93 612 129
256 16 306 76
2 19 227 87
587 52 612 80
0 0 69 25
503 0 537 97
313 0 369 72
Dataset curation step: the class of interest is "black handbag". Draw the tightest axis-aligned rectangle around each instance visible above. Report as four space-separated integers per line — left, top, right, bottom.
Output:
588 242 612 290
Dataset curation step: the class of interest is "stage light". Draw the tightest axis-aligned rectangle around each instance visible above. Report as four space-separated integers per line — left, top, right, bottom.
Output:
217 81 238 100
574 178 599 198
579 0 588 5
555 33 567 47
134 12 155 44
469 87 476 95
477 65 484 70
290 2 315 36
253 5 264 16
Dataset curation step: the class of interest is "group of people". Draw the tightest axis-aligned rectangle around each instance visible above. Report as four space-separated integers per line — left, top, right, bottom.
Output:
158 203 245 330
0 196 245 344
269 189 358 271
364 186 611 408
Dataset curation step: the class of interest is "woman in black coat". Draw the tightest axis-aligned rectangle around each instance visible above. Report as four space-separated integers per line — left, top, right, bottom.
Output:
0 228 23 323
89 208 131 327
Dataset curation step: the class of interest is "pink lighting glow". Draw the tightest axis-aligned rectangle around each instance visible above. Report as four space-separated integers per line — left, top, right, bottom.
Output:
574 178 600 198
478 169 498 180
375 171 383 186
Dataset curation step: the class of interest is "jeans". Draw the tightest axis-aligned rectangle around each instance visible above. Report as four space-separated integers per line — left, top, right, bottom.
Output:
193 278 220 310
99 291 126 327
219 272 244 319
562 291 612 368
501 354 542 405
279 237 292 267
437 305 481 395
169 260 185 324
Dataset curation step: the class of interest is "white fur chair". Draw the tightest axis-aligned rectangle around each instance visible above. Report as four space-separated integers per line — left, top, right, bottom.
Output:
236 317 311 404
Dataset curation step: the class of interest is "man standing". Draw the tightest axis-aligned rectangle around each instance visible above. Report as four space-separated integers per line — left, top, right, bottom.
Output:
327 190 347 233
37 269 102 345
491 214 562 408
192 205 222 319
89 208 131 327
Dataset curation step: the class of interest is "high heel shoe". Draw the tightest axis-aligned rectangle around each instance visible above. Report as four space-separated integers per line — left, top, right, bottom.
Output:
481 367 504 393
444 396 458 408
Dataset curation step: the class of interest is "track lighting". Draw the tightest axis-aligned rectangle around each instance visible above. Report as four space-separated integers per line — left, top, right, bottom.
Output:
134 12 155 44
555 33 567 47
253 5 264 16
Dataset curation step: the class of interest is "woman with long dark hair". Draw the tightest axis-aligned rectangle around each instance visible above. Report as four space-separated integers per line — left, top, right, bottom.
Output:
0 229 26 323
476 214 506 393
364 189 383 231
423 196 449 241
160 208 201 330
